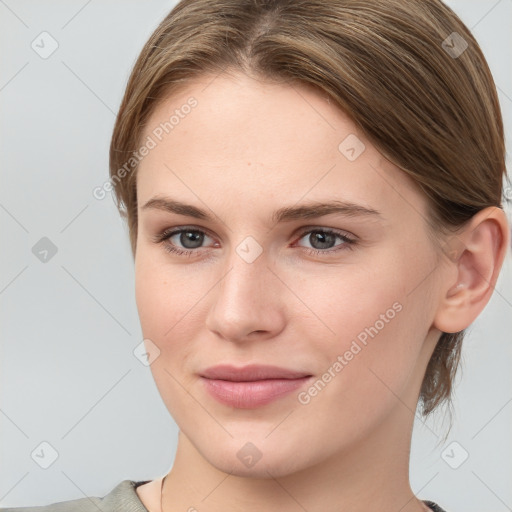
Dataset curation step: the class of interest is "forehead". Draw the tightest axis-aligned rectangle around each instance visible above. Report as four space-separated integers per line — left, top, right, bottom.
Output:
141 72 355 160
137 72 427 221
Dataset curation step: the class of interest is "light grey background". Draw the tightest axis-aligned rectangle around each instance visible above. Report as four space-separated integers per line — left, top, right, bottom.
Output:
1 1 511 510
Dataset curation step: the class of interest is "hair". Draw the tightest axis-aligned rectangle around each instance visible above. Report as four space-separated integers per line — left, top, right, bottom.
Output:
109 0 507 420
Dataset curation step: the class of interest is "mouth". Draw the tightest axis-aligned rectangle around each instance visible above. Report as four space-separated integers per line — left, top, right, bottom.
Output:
199 364 313 408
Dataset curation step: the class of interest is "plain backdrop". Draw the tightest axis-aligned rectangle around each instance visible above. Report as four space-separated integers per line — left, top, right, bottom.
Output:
1 1 511 510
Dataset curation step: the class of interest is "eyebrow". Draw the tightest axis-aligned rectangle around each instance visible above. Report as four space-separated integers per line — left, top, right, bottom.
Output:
141 196 383 224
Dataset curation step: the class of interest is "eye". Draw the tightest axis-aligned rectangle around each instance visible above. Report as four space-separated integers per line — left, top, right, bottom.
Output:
294 228 356 256
153 227 217 257
153 226 357 258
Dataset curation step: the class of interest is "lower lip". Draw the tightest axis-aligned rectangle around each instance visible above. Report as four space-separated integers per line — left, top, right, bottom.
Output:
201 376 312 408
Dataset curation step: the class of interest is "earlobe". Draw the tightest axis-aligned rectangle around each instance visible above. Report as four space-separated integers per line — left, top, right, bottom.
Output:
433 206 510 334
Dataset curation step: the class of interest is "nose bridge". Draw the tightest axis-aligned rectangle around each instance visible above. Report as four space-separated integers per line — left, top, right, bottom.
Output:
225 242 268 299
205 238 284 341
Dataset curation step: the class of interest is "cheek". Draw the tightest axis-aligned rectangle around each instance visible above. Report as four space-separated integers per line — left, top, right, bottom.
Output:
303 249 436 420
301 257 410 350
134 250 204 339
135 253 204 418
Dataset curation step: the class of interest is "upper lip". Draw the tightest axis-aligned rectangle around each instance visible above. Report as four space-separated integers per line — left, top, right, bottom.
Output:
200 364 312 382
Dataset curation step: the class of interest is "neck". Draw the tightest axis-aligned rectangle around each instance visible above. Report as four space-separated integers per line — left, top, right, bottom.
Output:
161 404 428 512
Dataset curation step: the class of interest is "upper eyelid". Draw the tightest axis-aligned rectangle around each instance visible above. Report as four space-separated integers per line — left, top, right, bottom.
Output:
297 226 356 238
160 225 216 241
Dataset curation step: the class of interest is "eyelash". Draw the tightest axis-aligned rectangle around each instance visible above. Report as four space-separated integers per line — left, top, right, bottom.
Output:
152 226 357 259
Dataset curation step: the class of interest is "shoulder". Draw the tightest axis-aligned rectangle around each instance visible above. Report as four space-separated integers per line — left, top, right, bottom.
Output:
0 480 150 512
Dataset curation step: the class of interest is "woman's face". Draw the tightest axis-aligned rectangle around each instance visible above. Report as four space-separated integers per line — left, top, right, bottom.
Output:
134 72 446 477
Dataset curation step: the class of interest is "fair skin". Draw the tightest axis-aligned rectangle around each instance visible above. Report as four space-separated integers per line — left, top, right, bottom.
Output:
133 71 509 512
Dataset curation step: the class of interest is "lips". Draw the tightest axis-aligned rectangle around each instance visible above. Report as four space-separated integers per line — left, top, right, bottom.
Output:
200 364 311 381
200 364 313 408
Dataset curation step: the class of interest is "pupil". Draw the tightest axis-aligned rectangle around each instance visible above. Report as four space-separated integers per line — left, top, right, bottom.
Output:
181 231 203 249
310 231 335 250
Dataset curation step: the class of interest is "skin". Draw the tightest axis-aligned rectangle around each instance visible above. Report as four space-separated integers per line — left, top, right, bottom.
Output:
133 71 509 512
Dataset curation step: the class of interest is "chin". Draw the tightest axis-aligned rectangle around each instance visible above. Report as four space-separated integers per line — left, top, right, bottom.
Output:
190 431 324 480
209 451 309 479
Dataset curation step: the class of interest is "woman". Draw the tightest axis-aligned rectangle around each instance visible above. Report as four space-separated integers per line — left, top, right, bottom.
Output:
3 0 509 511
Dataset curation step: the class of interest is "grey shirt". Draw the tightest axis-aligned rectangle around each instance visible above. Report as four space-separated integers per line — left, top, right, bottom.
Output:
0 480 150 512
0 480 448 512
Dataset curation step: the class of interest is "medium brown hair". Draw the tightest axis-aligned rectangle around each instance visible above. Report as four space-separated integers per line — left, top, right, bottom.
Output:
109 0 507 418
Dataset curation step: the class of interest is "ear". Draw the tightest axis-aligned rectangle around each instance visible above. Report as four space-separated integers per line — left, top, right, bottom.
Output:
433 206 510 334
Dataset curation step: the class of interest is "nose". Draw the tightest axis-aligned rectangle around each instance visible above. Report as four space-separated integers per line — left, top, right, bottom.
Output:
204 246 286 343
